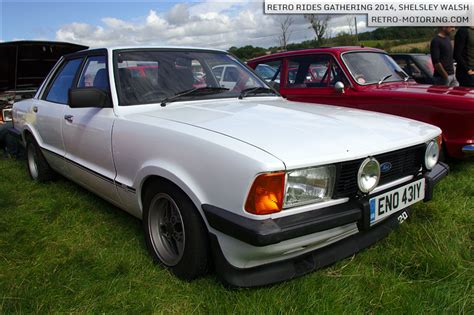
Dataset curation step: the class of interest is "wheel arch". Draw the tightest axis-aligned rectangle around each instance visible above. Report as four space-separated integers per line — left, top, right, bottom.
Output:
137 169 208 226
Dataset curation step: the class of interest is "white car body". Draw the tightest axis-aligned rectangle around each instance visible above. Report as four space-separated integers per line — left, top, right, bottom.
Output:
11 47 447 287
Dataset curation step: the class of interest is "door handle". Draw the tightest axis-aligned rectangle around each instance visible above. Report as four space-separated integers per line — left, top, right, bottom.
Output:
33 106 38 113
64 114 74 123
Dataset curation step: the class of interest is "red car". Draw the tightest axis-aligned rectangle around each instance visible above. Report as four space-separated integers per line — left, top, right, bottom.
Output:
248 47 474 158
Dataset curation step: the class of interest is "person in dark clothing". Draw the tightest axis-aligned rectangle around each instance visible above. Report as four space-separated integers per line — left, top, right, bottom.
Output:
454 27 474 87
430 27 458 86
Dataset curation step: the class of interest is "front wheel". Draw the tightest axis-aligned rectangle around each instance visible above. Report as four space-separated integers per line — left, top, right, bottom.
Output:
143 180 210 280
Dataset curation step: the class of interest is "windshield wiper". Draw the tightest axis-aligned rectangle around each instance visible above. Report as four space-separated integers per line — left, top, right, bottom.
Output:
160 87 229 107
378 74 393 85
395 69 410 82
238 87 277 99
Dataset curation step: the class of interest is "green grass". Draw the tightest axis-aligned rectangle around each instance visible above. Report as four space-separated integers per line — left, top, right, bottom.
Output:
0 157 472 313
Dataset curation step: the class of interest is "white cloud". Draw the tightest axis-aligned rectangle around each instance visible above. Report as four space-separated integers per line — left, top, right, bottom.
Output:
55 1 368 49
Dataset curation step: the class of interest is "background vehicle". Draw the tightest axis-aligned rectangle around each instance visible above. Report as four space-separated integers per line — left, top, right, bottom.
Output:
0 41 87 152
390 53 435 84
248 47 474 158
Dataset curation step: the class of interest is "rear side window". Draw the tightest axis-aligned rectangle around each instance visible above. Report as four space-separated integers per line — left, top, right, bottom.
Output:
77 55 109 90
223 67 239 82
45 58 82 104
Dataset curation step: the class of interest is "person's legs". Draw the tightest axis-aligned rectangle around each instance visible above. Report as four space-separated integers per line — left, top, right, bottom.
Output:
433 76 448 85
448 75 459 87
456 69 474 87
468 74 474 87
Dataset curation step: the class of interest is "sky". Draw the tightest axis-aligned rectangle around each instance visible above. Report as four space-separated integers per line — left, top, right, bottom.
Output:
1 0 369 49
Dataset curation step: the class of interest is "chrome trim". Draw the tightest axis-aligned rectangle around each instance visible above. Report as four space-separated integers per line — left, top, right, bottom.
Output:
271 197 350 219
358 157 380 193
462 144 474 156
369 175 414 195
2 108 12 122
340 51 409 87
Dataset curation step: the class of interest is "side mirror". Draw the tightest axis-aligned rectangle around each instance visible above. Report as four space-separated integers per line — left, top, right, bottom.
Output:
69 88 110 108
334 81 345 94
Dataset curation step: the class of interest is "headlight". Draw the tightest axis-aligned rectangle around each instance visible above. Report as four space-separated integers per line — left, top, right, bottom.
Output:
424 140 439 170
358 157 380 193
284 165 336 208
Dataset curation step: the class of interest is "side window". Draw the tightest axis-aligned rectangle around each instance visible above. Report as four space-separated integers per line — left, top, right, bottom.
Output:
407 59 422 77
255 61 281 83
287 55 331 88
223 67 239 82
212 66 223 80
329 61 349 86
392 56 411 76
45 58 82 104
78 56 109 90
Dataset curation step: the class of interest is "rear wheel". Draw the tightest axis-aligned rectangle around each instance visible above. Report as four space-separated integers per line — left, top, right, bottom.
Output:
143 180 210 280
26 136 55 182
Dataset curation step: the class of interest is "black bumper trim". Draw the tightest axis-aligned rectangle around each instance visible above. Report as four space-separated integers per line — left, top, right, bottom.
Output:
203 202 361 247
210 207 412 288
424 162 449 201
203 162 449 247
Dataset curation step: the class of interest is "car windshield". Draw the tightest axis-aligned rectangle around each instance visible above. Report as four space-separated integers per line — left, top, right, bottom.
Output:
342 52 407 85
114 49 269 105
412 55 434 74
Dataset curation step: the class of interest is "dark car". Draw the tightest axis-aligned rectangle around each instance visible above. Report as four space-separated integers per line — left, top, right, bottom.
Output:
248 47 474 158
0 40 87 152
390 53 435 84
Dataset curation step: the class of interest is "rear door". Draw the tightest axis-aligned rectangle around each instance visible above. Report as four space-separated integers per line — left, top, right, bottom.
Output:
61 53 119 204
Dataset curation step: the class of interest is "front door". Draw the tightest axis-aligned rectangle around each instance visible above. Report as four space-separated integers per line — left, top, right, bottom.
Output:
61 54 119 204
280 54 352 106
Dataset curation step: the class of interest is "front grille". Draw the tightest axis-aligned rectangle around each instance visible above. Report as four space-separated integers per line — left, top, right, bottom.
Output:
333 144 425 198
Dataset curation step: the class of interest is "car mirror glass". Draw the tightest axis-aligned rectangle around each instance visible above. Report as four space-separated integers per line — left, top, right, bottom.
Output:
334 81 345 94
69 88 110 108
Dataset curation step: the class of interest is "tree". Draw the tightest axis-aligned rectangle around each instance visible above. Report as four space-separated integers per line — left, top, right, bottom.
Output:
276 16 294 51
305 14 331 46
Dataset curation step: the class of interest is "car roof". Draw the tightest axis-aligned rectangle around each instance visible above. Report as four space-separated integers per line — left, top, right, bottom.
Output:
63 46 228 58
247 46 384 63
390 53 430 56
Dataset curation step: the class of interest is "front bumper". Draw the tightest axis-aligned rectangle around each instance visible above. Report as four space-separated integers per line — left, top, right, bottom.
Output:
204 162 449 287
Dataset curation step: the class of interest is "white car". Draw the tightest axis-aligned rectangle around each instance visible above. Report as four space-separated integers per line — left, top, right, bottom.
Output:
11 47 449 287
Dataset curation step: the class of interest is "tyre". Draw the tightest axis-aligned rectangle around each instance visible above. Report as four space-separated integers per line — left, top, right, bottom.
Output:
26 136 55 182
143 180 210 280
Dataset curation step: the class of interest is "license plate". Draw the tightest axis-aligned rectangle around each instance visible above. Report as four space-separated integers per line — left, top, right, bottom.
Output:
369 179 425 225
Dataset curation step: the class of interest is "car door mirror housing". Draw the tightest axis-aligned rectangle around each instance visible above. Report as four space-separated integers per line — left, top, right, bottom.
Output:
69 88 111 108
334 81 345 94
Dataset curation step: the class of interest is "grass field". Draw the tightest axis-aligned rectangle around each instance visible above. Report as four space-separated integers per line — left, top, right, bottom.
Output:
0 157 472 313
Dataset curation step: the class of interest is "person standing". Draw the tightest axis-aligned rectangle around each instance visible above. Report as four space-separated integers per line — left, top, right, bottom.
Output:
454 27 474 87
430 27 458 86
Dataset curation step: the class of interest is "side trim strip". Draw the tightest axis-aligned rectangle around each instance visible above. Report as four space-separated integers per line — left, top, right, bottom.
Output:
40 147 136 193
